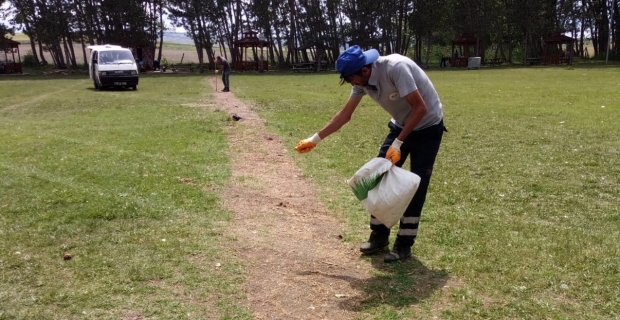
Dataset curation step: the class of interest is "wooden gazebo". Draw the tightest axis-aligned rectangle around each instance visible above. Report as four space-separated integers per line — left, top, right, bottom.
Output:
543 34 574 65
0 38 23 74
450 33 485 67
232 29 270 71
291 42 329 72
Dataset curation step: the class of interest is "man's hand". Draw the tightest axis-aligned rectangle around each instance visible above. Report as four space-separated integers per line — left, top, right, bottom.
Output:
385 139 403 165
295 133 322 153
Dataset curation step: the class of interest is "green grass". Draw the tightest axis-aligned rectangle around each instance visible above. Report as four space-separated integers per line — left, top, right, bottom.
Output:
4 32 30 42
0 74 251 319
231 64 620 319
2 64 619 320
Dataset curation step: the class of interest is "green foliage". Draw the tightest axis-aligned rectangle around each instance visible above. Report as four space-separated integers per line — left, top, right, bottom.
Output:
4 0 618 71
160 57 170 68
21 51 37 67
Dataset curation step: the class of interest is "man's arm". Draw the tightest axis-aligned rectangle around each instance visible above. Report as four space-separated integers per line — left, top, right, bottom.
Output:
317 95 362 139
397 90 427 141
385 90 427 165
295 95 362 153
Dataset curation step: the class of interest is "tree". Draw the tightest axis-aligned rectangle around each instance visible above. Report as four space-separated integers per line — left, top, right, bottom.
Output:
1 0 15 51
2 0 617 70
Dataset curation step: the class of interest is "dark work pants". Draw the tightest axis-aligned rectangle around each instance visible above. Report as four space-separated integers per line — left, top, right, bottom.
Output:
372 120 445 247
222 72 230 89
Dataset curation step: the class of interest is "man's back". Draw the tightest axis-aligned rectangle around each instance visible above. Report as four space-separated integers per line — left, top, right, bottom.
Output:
220 58 231 72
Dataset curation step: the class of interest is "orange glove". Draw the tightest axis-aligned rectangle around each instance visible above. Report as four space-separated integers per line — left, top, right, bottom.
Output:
295 133 322 153
385 139 403 165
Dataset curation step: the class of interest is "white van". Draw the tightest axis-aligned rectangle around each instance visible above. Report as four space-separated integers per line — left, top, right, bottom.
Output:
88 45 139 90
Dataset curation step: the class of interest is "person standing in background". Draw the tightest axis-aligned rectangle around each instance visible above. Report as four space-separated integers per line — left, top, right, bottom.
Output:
215 56 231 92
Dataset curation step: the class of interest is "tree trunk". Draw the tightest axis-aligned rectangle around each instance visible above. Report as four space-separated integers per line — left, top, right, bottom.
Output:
157 3 164 62
20 20 39 65
424 32 432 67
38 40 48 65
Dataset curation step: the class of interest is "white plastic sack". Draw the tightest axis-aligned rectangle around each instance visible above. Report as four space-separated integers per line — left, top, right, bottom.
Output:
348 158 421 228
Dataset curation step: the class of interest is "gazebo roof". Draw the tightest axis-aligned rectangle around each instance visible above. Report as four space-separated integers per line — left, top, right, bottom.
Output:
233 29 270 48
544 34 575 44
452 34 478 45
233 37 270 48
1 37 21 49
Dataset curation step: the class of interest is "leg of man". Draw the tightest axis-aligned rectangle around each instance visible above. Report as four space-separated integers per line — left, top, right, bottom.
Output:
384 121 445 262
223 72 230 91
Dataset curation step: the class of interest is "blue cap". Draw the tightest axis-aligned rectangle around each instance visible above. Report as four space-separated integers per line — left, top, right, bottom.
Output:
336 45 380 79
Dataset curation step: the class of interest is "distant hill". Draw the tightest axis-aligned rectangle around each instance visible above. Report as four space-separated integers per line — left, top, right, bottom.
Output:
163 32 193 45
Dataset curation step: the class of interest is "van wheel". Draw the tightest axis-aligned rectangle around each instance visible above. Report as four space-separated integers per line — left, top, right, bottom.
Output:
132 86 137 90
94 81 99 90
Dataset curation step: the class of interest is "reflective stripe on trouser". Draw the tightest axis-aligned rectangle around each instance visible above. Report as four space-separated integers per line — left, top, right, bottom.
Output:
370 120 445 247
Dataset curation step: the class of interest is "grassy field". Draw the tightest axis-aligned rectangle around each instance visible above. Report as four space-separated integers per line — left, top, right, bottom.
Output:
1 64 619 319
231 65 620 319
0 74 251 319
6 32 30 42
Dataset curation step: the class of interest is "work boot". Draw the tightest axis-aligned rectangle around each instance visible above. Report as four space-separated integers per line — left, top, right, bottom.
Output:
384 239 412 263
359 231 389 255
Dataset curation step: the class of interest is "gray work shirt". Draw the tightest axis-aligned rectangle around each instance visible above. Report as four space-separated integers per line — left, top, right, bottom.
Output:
351 54 443 130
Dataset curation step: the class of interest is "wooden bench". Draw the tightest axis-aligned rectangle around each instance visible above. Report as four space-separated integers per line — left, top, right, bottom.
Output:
292 62 317 72
292 61 331 72
484 58 504 66
525 58 542 65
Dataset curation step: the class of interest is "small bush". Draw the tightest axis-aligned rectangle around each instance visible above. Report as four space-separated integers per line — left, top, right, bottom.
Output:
22 51 38 67
160 57 170 68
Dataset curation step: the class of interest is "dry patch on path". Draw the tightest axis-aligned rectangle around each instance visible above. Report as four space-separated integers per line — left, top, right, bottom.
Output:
207 77 373 319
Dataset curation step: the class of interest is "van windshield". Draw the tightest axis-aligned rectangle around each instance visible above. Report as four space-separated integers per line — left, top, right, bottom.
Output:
99 50 135 64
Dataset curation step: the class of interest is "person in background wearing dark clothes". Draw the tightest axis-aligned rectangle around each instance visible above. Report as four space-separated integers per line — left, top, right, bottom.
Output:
215 56 230 92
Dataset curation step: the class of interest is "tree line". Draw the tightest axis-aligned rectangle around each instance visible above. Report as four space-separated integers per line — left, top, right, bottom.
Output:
1 0 618 69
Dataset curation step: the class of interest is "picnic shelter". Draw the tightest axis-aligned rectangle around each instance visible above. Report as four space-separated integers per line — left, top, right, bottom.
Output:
449 33 486 67
291 42 329 72
0 38 23 74
232 29 270 71
543 33 575 65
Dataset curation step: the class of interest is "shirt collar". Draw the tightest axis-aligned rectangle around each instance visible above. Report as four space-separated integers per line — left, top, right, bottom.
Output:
367 60 380 87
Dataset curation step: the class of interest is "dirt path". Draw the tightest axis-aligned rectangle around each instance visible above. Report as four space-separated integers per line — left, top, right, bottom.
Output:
206 77 373 319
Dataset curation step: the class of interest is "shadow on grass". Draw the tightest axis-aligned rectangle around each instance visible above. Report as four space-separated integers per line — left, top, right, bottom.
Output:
298 254 448 312
80 86 128 92
345 255 449 311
